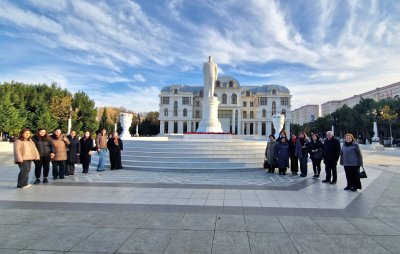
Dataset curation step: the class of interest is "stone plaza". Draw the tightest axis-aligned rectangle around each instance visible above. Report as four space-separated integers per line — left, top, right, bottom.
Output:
1 141 400 253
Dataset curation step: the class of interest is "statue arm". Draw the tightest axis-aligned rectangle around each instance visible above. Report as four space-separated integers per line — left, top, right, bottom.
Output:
215 64 218 80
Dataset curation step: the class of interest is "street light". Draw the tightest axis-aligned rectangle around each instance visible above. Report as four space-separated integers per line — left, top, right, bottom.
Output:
368 109 382 143
134 114 141 137
67 106 72 134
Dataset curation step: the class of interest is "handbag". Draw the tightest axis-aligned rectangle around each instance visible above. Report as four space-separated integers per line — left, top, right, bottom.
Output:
359 166 367 178
263 160 268 169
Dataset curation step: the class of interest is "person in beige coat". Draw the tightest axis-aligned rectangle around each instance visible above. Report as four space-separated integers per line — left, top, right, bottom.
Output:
13 128 40 189
50 128 70 180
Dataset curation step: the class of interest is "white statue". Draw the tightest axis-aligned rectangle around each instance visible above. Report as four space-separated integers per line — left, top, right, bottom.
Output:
119 113 133 139
203 56 218 97
272 114 285 139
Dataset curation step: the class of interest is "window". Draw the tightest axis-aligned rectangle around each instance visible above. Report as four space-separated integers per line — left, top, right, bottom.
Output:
222 93 227 104
311 115 315 121
161 97 170 105
281 97 289 105
272 89 277 95
243 102 247 107
231 94 237 104
174 89 178 94
216 81 221 87
246 90 251 97
272 101 276 115
199 90 203 97
260 97 267 105
218 110 231 118
243 111 247 118
250 111 254 119
195 101 200 107
182 97 191 105
250 102 254 107
262 109 266 118
229 81 234 87
195 110 200 118
164 108 168 117
173 101 178 116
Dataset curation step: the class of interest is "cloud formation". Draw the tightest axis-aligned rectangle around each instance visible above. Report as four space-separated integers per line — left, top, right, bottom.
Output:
0 0 399 112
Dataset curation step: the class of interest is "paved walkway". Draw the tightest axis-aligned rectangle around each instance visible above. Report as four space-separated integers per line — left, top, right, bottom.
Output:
1 142 400 253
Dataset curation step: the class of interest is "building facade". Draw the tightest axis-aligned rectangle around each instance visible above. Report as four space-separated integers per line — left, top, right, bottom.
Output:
159 75 292 136
321 81 400 116
291 105 320 125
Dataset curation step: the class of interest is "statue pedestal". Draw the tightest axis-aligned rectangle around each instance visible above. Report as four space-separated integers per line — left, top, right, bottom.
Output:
197 97 223 133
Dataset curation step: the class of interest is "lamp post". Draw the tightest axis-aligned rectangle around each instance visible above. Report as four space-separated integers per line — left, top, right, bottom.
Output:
369 109 382 143
67 106 72 134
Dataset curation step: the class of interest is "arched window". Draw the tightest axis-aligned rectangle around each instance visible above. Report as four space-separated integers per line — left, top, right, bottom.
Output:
262 109 266 118
222 93 227 104
246 90 251 97
272 89 277 95
229 81 234 87
183 108 187 117
164 108 168 117
231 94 237 104
216 81 221 87
174 89 178 94
272 101 276 115
173 101 178 116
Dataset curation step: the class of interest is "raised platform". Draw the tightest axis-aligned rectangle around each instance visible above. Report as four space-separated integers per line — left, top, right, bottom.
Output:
92 137 266 171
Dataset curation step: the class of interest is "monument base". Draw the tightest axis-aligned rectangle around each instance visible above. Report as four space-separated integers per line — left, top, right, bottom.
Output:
197 97 223 133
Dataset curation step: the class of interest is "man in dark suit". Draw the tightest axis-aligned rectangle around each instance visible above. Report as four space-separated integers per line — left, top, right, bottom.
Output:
322 131 341 184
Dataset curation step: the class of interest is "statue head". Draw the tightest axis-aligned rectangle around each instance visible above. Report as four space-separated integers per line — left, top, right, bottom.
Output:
208 56 213 62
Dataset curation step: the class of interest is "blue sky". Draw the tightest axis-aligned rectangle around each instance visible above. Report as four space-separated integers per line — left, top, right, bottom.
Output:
0 0 399 112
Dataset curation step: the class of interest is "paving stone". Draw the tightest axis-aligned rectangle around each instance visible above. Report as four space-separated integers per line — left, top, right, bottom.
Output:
117 229 175 254
278 216 324 233
245 215 285 232
289 233 341 254
107 212 150 228
329 235 390 254
378 218 400 231
212 231 250 254
347 218 400 235
164 230 213 254
248 232 298 254
178 213 216 230
216 214 246 231
312 217 363 234
141 213 184 229
0 225 48 249
26 226 96 251
372 236 400 253
71 228 134 253
369 206 400 218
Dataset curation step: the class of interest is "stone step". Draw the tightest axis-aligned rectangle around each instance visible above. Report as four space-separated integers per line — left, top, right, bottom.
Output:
122 154 264 160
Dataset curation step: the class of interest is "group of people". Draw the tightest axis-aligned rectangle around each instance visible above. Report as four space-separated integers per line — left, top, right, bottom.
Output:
13 127 123 189
265 130 363 192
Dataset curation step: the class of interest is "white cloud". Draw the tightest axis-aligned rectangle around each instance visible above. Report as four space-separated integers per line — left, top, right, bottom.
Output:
28 0 67 12
133 74 146 83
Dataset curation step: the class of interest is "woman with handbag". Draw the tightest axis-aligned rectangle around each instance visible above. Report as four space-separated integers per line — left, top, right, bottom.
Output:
340 133 363 192
307 134 323 179
265 135 278 173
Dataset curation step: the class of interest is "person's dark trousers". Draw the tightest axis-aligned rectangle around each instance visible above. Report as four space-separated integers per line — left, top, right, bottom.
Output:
52 161 66 179
299 157 308 176
344 166 362 189
34 156 50 179
17 161 32 188
82 163 89 173
268 165 275 173
66 163 75 175
325 163 337 182
312 160 321 175
290 155 298 173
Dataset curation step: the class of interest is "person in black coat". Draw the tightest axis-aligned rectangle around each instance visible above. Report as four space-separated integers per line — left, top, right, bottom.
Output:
79 131 95 174
322 131 341 184
275 137 289 175
307 134 324 179
32 128 54 184
66 131 80 176
107 132 123 170
288 134 298 175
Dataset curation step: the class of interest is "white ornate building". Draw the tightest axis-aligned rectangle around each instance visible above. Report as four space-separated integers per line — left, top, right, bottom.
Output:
159 75 292 136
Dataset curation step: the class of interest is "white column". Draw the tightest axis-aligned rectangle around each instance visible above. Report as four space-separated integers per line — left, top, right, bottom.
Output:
178 121 183 134
231 110 236 134
257 121 262 136
266 121 272 136
285 121 290 137
237 110 242 135
187 121 192 132
160 120 165 135
168 121 174 134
